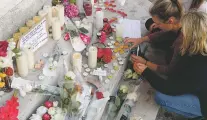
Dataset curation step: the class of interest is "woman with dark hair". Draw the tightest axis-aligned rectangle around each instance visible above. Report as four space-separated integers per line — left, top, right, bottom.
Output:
134 10 207 119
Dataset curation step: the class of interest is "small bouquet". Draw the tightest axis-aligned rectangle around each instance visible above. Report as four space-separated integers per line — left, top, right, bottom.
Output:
0 96 19 120
97 47 113 65
29 100 66 120
0 40 16 92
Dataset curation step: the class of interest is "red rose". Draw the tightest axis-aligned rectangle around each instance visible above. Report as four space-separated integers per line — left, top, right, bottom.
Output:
102 48 112 63
97 48 104 59
102 55 112 63
0 41 9 57
5 67 13 76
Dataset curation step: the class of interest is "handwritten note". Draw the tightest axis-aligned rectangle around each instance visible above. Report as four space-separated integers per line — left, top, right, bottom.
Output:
20 18 48 52
122 19 141 38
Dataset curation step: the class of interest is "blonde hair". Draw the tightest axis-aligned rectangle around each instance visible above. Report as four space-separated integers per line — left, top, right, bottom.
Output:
150 0 183 22
181 10 207 56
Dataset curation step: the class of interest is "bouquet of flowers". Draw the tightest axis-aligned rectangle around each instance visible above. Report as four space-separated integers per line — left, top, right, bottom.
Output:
97 47 113 65
0 96 19 120
0 40 16 92
60 71 82 115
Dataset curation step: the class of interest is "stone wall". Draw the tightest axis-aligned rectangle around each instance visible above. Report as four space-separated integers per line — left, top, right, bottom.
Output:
0 0 52 40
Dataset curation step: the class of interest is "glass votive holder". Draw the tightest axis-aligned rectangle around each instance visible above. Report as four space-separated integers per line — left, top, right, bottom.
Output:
13 32 22 42
26 20 35 28
33 16 41 23
19 27 29 34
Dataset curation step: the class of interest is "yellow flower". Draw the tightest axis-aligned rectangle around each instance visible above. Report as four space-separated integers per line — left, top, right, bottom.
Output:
0 82 5 88
0 73 7 78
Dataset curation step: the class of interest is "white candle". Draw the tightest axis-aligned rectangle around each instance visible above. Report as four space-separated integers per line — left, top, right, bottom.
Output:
23 48 35 70
52 18 61 40
43 5 53 27
56 5 65 26
95 11 104 30
16 52 29 77
72 52 82 72
115 24 124 42
88 46 97 68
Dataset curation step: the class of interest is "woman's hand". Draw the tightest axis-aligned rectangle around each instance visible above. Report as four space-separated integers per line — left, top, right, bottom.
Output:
133 63 147 74
131 55 146 64
124 38 143 49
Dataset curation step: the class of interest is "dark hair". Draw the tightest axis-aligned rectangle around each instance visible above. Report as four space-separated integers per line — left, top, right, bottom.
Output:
190 0 204 9
149 0 183 22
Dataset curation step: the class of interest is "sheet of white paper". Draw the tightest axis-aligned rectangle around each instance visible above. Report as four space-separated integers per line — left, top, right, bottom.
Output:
122 19 141 38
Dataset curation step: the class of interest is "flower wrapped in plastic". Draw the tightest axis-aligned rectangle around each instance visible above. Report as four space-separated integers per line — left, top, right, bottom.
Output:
60 71 82 115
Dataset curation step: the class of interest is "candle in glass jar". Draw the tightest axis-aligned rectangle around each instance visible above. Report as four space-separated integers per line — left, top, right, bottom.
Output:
56 5 65 26
115 24 124 42
16 52 29 77
72 52 82 72
43 5 53 27
26 20 35 28
33 16 41 23
95 11 104 30
19 27 29 34
23 48 35 70
52 18 61 40
88 46 97 68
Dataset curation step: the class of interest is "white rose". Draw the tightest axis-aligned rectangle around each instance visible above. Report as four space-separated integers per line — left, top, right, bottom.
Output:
54 114 65 120
48 107 56 115
65 71 76 80
53 101 58 107
55 107 62 114
36 106 48 116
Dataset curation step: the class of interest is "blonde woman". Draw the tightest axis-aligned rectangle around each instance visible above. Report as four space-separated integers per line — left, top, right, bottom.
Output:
134 11 207 119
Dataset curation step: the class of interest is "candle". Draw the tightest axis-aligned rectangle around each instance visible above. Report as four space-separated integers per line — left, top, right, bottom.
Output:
88 46 97 68
23 48 35 70
13 32 22 42
43 5 53 27
16 52 29 77
33 16 41 23
115 24 124 41
95 11 104 30
56 5 65 26
26 20 35 28
19 27 29 34
52 17 61 40
72 52 82 72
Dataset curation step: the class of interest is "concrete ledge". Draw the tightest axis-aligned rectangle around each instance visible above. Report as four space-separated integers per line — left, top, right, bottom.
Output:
0 0 51 40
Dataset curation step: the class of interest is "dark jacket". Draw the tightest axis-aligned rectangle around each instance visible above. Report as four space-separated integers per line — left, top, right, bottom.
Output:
142 54 207 118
